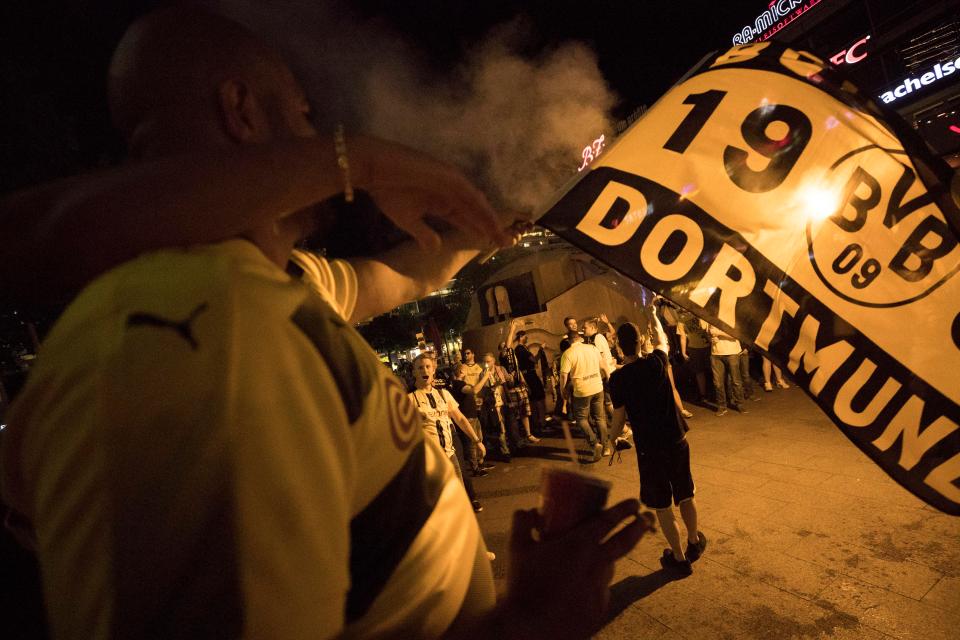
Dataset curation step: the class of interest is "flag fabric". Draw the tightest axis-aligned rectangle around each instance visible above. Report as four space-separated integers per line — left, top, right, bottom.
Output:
538 41 960 515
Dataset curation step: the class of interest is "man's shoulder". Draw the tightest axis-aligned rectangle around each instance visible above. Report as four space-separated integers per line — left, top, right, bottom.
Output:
35 240 312 383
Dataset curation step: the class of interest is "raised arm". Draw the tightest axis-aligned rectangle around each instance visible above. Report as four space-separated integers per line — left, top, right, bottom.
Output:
0 135 509 304
348 220 523 324
505 318 522 348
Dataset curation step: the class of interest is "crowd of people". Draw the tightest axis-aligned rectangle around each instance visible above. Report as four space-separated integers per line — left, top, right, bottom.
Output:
0 7 651 640
0 5 801 639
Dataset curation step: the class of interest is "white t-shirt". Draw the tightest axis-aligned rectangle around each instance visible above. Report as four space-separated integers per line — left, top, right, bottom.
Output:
592 333 618 373
2 240 493 640
560 341 605 397
458 362 484 387
410 387 458 457
702 320 742 356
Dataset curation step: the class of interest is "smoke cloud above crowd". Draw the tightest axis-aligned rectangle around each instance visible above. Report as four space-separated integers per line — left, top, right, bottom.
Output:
212 0 618 213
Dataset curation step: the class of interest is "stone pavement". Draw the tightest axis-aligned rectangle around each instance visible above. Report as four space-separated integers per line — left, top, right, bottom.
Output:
473 386 960 640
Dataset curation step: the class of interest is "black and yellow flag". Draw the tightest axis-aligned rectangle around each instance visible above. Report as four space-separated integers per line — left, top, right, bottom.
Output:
539 41 960 515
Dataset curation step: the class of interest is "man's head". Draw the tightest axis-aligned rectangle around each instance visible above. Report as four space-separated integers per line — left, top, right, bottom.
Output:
563 316 578 332
516 330 528 345
482 353 498 369
110 7 316 157
461 347 476 365
108 7 324 263
583 319 598 337
412 352 437 389
567 329 582 343
616 323 641 358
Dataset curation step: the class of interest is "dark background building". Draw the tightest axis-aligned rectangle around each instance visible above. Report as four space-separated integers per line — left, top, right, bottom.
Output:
729 0 960 164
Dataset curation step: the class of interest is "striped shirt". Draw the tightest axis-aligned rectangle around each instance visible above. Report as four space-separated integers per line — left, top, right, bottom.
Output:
2 240 494 639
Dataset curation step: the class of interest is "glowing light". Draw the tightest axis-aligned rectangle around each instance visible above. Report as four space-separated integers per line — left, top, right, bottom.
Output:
679 183 699 200
577 134 606 172
800 185 840 220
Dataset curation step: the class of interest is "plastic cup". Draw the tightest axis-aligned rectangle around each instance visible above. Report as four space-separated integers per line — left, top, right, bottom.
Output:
539 467 611 536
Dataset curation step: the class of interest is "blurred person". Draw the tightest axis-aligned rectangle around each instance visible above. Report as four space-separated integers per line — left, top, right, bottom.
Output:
738 347 762 402
762 356 791 392
552 337 573 417
510 327 548 437
583 318 616 423
679 310 710 402
449 375 489 478
477 352 518 459
0 7 649 640
702 320 746 416
609 323 706 577
641 303 693 419
560 330 609 461
456 347 491 472
410 353 486 512
563 316 579 334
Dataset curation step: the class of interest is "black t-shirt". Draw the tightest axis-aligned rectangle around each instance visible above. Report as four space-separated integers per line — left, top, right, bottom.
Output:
514 344 536 373
448 379 478 419
609 350 688 451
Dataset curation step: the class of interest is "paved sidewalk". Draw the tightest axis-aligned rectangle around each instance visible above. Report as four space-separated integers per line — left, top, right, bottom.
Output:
473 387 960 640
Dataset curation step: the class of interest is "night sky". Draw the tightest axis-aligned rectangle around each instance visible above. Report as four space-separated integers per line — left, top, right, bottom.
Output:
0 1 755 192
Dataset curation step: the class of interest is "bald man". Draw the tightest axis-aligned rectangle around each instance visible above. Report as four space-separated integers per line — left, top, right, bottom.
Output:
0 7 647 640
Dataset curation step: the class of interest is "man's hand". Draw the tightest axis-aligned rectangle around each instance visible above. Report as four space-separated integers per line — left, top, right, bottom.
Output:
502 500 651 640
353 136 513 250
476 442 487 459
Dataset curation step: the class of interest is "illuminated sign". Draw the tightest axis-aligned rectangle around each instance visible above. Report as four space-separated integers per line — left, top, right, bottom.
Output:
577 134 606 172
880 55 960 104
733 0 827 45
829 35 870 66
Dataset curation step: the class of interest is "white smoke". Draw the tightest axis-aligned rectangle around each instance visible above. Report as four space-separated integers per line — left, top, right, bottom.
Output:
363 29 617 211
213 1 617 212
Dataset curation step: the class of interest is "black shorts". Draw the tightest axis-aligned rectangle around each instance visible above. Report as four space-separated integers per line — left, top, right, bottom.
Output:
637 439 695 509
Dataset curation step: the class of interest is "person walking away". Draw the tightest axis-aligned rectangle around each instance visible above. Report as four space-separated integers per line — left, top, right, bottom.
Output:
559 330 609 461
609 323 707 577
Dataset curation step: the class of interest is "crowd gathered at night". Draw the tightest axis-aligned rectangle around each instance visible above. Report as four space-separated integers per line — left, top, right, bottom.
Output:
2 1 958 639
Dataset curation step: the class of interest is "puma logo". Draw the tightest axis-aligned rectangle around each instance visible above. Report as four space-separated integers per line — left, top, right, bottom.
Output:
126 303 209 350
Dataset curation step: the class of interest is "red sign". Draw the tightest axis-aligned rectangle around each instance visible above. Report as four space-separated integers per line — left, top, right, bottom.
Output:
830 35 870 66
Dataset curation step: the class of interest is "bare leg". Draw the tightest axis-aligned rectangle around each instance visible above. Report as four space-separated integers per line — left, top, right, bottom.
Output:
667 363 688 414
656 507 686 561
678 497 699 545
773 364 789 388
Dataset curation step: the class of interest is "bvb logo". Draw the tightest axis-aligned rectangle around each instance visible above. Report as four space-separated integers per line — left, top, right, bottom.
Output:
386 375 419 451
806 146 960 307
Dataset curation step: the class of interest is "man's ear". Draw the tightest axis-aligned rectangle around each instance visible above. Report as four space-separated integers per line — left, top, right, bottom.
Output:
218 79 268 142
